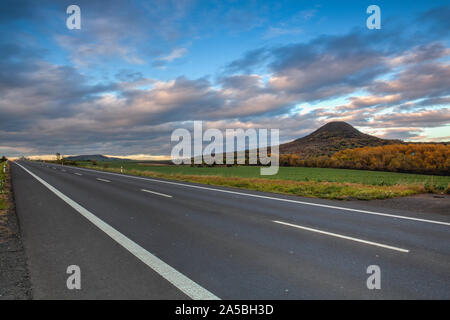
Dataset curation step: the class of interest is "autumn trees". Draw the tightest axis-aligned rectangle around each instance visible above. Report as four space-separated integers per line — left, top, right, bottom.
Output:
280 144 449 175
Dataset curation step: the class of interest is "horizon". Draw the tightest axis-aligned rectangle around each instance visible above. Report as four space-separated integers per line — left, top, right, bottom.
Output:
8 121 449 161
1 0 449 159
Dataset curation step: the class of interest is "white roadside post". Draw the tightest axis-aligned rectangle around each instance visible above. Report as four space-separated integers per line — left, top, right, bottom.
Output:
1 163 5 194
120 166 123 173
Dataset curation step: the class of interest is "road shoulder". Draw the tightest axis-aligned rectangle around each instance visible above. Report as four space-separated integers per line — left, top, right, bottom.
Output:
355 193 450 217
0 162 32 299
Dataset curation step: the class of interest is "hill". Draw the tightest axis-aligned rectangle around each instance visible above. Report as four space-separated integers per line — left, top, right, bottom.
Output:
279 122 401 158
64 154 129 161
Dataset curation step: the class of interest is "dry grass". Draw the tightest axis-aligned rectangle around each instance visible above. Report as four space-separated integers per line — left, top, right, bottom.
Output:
0 162 11 243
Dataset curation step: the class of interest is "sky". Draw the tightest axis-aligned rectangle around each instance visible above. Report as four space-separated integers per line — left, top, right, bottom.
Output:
1 0 449 159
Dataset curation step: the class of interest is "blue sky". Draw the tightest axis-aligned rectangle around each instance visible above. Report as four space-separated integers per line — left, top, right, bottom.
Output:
0 0 449 158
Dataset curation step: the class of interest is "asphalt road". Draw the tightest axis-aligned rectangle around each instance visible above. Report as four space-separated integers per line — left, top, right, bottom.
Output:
9 160 450 299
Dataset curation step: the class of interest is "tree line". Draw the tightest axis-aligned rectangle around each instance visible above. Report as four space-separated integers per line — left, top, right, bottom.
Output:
280 144 449 175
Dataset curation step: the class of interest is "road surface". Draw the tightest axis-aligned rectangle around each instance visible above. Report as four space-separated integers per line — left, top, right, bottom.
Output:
9 160 450 299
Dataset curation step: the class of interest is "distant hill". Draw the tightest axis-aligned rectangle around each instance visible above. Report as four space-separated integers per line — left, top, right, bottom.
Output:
64 154 129 161
279 122 402 158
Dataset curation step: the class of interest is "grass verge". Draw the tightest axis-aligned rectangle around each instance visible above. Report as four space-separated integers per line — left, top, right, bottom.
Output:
74 164 431 200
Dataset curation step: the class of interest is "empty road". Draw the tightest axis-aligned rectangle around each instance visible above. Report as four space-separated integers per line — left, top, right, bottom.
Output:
9 160 450 299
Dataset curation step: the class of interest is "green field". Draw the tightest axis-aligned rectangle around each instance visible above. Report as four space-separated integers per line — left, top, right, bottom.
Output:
79 161 450 190
59 160 449 200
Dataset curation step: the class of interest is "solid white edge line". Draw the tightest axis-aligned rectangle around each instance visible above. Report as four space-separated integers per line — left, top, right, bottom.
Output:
141 189 173 198
14 162 220 300
53 163 450 227
74 173 83 176
96 178 111 183
273 220 409 253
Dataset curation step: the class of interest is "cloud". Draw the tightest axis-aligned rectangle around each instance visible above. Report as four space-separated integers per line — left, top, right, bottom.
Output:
225 31 400 103
55 35 145 66
152 47 188 68
0 44 115 130
224 48 270 74
420 5 450 36
158 48 188 62
372 128 425 140
369 63 450 101
371 109 450 128
11 0 196 67
388 42 450 66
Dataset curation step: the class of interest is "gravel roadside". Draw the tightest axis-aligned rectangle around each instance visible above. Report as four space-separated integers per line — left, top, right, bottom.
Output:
0 162 32 300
